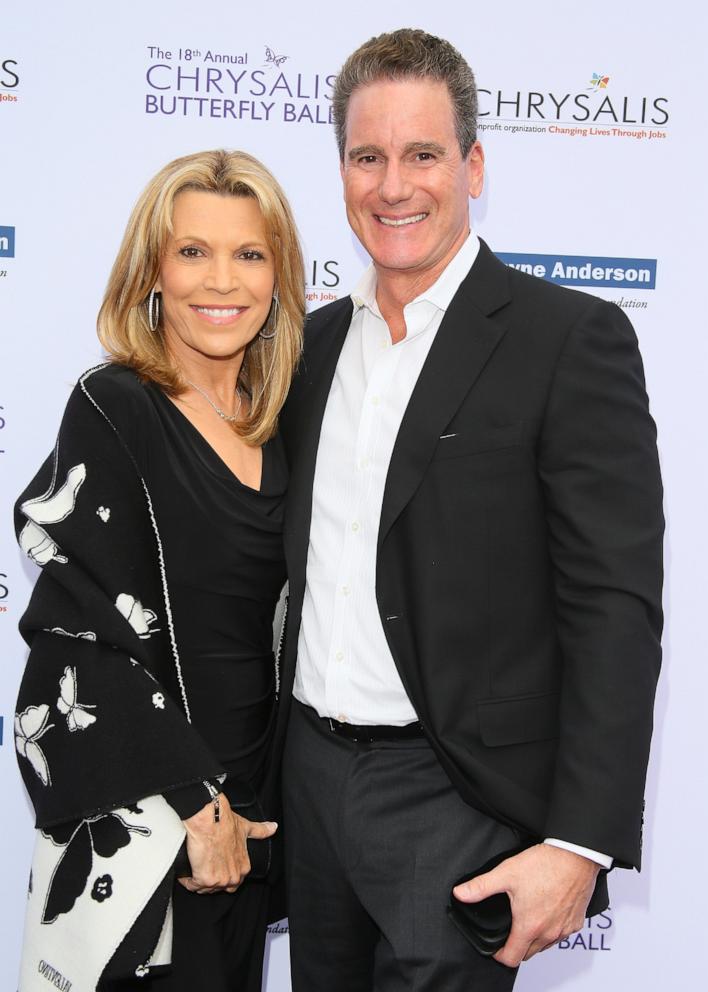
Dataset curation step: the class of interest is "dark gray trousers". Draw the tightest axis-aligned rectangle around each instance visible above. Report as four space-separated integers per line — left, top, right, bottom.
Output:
283 700 520 992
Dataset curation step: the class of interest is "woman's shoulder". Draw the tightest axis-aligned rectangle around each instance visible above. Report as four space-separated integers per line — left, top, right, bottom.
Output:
78 362 156 422
67 362 156 460
78 361 146 405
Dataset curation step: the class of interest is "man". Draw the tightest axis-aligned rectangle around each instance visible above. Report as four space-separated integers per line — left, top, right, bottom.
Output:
271 28 663 991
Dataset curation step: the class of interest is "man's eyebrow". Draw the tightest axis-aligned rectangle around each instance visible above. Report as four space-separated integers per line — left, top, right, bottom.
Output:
348 144 385 160
347 141 448 161
404 141 447 156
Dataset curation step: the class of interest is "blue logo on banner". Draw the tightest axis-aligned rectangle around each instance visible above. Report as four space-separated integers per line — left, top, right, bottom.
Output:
496 252 656 289
0 226 15 257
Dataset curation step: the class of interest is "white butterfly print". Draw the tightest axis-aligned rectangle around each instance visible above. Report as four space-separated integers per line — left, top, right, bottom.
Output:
115 593 160 639
44 627 97 641
57 666 97 732
15 704 54 786
19 463 87 566
19 523 68 566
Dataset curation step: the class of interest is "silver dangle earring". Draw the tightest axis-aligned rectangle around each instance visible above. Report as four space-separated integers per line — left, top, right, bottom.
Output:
259 291 279 340
148 288 161 332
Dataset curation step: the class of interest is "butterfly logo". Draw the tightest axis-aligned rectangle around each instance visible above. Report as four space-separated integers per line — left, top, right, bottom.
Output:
264 45 288 68
15 704 54 786
57 666 97 732
588 73 610 91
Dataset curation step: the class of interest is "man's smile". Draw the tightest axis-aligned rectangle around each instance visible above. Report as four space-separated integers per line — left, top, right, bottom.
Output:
375 212 429 227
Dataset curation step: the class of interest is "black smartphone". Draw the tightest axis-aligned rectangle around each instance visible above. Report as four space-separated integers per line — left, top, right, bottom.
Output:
447 842 533 957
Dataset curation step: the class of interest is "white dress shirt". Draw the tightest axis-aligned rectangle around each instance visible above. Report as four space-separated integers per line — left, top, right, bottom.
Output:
293 233 611 869
294 234 481 725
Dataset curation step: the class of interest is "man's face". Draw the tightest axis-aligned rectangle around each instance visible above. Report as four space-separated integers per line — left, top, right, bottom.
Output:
341 78 484 286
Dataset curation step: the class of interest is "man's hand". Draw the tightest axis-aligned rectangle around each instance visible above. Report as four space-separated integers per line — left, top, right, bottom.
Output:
452 843 600 966
178 794 278 894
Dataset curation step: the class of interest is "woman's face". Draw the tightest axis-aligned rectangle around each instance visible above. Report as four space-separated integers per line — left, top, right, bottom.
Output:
156 190 275 368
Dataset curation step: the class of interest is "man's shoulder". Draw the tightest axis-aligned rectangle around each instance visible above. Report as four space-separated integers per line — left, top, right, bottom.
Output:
497 256 615 325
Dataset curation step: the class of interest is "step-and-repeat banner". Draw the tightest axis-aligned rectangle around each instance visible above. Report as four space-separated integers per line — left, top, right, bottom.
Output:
1 2 704 989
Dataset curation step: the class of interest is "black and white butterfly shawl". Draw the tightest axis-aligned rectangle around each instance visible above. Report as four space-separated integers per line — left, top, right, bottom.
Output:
15 364 224 826
14 364 225 989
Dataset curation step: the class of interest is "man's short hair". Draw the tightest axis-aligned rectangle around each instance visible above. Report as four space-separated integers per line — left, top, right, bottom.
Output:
332 28 478 161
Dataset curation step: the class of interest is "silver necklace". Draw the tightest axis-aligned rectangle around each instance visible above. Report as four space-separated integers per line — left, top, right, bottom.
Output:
184 378 243 422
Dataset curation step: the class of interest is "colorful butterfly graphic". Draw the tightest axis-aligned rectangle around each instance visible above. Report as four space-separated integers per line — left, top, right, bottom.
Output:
588 73 610 91
265 45 288 68
15 704 54 786
57 666 97 732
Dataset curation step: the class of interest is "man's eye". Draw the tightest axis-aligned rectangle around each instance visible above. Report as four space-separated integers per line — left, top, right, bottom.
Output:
359 155 379 165
416 152 435 161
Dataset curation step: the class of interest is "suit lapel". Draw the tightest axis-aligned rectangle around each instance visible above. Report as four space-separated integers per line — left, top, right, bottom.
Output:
285 300 353 593
378 242 512 548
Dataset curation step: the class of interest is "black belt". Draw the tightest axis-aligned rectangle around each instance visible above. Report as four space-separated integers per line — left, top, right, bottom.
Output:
324 715 425 743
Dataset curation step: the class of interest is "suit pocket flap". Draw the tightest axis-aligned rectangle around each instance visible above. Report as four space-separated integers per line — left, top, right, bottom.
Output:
478 692 560 747
433 422 524 459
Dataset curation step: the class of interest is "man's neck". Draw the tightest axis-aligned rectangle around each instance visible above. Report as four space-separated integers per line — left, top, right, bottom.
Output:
373 230 470 344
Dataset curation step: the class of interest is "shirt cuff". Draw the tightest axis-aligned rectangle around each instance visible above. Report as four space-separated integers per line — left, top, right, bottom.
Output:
544 838 613 869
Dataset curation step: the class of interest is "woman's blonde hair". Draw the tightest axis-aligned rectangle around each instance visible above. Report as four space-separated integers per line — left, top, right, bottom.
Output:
97 149 305 446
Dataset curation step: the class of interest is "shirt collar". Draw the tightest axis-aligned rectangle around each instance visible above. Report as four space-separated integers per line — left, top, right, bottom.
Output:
350 232 480 316
350 265 379 314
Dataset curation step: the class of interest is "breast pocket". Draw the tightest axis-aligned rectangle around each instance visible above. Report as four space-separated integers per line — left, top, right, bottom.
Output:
433 422 524 460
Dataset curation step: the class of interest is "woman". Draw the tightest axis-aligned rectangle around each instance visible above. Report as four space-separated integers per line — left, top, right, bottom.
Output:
14 149 304 991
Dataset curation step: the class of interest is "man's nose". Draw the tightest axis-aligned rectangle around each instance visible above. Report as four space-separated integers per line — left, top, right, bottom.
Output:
378 161 412 204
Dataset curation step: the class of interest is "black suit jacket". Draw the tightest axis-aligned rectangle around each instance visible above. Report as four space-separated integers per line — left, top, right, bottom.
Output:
271 241 663 888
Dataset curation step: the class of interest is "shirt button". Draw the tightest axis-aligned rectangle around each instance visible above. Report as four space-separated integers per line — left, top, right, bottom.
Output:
372 396 380 406
342 586 350 596
335 651 344 661
338 713 347 723
351 521 360 532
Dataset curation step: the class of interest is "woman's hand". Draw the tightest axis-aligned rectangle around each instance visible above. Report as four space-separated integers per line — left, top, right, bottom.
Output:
178 793 277 894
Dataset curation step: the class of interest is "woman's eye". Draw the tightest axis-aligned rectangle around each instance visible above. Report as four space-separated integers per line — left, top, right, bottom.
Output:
240 250 265 261
179 246 203 258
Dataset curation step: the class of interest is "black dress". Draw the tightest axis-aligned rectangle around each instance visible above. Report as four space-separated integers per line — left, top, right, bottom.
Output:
107 386 287 992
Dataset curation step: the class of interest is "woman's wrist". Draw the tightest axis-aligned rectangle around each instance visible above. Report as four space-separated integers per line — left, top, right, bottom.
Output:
164 778 223 821
202 780 221 823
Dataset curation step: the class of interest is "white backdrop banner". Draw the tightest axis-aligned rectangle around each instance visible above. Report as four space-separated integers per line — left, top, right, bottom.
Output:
1 1 705 989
